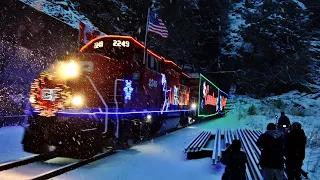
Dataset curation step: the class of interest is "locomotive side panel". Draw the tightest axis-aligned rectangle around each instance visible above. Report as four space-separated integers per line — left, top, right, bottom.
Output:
141 68 163 109
179 84 190 106
162 62 180 107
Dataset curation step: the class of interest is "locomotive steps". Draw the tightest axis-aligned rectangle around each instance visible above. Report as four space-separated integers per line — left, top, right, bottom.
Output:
184 129 309 180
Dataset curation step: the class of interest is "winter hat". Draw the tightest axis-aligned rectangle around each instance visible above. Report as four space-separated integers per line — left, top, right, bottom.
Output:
267 123 276 130
231 140 241 151
291 122 302 130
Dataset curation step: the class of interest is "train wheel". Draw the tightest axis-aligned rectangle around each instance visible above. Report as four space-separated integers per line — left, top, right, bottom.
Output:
127 138 134 148
179 112 188 127
75 132 103 158
119 130 134 149
150 116 163 134
142 123 151 138
22 127 45 154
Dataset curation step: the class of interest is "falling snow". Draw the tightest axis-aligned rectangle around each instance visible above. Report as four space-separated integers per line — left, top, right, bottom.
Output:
0 0 319 179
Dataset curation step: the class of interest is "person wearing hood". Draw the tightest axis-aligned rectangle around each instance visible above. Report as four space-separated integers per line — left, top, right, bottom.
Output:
285 122 306 180
257 123 284 180
277 112 291 133
221 140 247 180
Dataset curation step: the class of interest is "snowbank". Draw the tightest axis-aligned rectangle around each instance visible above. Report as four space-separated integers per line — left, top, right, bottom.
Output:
230 91 320 179
19 0 98 30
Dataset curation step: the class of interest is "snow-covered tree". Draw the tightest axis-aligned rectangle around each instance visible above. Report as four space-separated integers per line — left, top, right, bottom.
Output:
235 0 312 96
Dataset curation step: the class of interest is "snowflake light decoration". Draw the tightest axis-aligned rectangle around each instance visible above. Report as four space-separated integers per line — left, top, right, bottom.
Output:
123 80 134 101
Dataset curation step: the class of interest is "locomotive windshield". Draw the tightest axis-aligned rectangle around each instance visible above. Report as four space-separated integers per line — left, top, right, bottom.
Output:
81 38 133 61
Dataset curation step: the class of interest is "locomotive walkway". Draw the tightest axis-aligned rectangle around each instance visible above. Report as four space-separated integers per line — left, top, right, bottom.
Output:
184 129 309 180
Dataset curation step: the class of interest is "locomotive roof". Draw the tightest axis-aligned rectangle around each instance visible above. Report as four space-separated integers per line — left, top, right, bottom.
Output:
79 35 189 78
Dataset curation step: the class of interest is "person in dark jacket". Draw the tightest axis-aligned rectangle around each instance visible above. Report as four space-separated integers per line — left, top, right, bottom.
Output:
257 123 284 180
285 122 306 180
277 112 291 132
221 140 247 180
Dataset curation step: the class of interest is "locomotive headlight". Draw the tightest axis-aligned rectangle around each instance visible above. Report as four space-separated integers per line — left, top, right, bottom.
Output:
60 61 79 79
191 103 197 109
71 95 83 106
65 61 79 77
145 114 152 123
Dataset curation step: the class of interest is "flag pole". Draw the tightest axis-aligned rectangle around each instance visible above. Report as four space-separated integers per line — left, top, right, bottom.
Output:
143 8 150 66
79 21 82 51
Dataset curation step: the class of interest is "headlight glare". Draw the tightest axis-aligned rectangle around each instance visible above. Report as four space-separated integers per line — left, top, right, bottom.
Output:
71 96 83 106
58 61 79 79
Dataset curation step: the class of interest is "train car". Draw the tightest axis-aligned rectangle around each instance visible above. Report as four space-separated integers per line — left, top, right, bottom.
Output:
22 35 226 158
188 73 228 118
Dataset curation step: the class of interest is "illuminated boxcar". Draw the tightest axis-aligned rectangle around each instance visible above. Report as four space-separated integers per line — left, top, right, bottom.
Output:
188 73 228 118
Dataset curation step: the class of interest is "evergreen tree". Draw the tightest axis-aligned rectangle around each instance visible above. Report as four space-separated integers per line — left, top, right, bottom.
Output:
237 0 311 95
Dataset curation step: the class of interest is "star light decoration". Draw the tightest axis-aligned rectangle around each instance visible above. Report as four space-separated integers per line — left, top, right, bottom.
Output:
29 73 71 117
123 80 134 101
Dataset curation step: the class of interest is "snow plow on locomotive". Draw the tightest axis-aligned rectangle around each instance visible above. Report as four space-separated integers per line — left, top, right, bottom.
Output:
22 35 227 158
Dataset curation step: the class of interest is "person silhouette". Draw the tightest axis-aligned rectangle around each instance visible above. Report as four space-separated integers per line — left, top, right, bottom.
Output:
221 140 247 180
285 122 306 180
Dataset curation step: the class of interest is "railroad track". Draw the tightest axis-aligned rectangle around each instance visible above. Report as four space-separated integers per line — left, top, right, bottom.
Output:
0 149 115 180
0 115 218 179
0 118 197 179
0 154 56 172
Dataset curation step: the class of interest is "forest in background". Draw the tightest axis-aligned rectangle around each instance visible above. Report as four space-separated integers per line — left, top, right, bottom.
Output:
71 0 319 97
1 0 319 97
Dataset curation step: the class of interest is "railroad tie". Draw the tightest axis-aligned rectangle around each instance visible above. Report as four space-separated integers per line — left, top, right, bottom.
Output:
212 129 219 164
184 131 205 153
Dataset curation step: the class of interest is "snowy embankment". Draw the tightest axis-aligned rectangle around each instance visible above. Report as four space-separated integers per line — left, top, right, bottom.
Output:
229 90 320 179
308 30 320 91
19 0 99 30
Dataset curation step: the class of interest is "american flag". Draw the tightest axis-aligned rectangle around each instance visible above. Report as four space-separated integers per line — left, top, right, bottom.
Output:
148 11 168 38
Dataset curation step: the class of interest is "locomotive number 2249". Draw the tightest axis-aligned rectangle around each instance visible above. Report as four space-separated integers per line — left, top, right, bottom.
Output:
113 40 130 47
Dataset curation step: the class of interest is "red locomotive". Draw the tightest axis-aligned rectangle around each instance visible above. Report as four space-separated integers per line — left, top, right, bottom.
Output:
22 35 227 158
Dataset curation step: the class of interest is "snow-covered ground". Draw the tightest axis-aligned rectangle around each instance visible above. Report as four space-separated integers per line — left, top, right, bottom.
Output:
0 90 319 179
0 126 32 163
